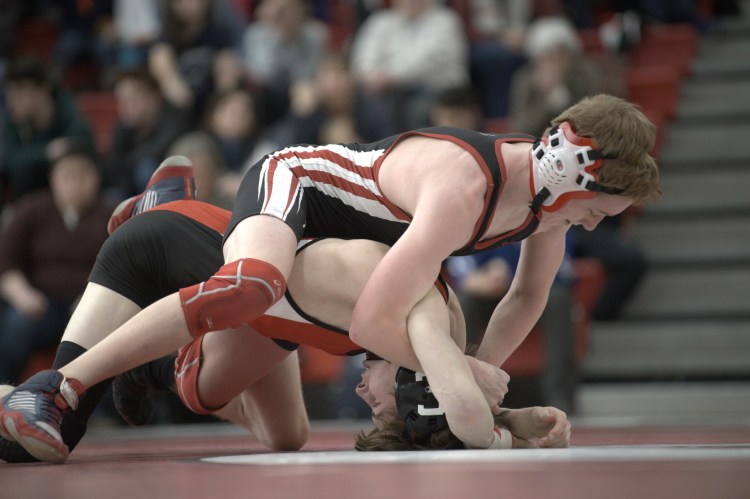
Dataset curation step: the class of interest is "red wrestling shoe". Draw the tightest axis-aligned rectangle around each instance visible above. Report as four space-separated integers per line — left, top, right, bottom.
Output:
107 155 196 234
0 370 85 464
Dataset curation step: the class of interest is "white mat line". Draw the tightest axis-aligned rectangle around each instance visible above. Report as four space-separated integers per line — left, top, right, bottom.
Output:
202 444 750 466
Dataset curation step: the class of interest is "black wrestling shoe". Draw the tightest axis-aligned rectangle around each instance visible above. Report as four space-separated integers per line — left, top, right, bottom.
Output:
112 354 177 427
0 436 38 463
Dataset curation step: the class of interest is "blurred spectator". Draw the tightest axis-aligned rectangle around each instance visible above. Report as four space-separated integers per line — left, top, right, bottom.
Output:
49 0 117 87
168 131 235 209
112 0 161 69
105 68 191 200
446 234 580 414
508 16 610 137
564 0 700 29
1 57 95 209
331 352 371 420
429 86 483 130
350 0 470 130
0 1 36 70
202 86 278 200
241 0 331 125
0 143 114 384
466 0 532 118
149 0 242 122
571 213 648 322
276 53 396 146
205 86 276 171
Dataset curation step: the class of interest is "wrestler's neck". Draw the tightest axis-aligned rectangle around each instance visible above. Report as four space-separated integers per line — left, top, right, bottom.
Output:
486 142 536 230
500 141 534 198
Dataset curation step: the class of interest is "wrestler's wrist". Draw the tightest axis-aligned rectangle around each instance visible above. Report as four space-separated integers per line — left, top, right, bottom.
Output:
487 426 514 449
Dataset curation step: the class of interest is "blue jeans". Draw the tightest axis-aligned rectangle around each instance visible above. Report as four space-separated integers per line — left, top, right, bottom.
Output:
469 42 527 118
0 298 71 383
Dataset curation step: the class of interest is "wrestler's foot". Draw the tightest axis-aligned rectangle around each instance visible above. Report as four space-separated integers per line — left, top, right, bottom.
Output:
0 437 38 463
0 370 85 464
107 155 196 234
113 354 177 427
0 385 39 462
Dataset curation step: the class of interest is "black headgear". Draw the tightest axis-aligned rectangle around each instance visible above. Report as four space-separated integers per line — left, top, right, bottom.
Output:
394 368 449 443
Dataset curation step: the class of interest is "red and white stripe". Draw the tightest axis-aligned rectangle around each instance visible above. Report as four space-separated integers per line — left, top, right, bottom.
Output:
258 144 410 224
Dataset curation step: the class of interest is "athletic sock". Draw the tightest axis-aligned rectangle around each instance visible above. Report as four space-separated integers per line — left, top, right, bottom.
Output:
148 353 178 391
1 341 111 462
53 341 114 451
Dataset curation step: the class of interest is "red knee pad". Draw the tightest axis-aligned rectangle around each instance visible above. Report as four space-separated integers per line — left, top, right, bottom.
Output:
179 258 286 338
174 336 218 415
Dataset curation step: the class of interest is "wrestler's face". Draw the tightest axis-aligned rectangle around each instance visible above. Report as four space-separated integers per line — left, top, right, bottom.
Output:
553 193 632 231
356 359 399 430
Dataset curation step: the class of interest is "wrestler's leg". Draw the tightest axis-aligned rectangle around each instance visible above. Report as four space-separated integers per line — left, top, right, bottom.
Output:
214 352 309 451
58 216 298 389
62 283 142 349
175 326 308 449
0 284 142 462
195 325 295 409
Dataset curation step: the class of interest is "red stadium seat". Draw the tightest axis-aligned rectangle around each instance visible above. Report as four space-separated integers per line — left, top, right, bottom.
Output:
19 350 56 383
76 91 118 156
299 345 345 385
12 16 58 61
502 258 604 378
483 118 511 134
626 65 681 121
629 23 697 76
578 28 605 55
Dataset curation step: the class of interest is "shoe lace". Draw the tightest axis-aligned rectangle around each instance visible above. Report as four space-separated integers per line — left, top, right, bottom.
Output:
5 388 64 426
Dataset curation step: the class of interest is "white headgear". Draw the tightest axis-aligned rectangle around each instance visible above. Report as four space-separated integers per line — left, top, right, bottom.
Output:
530 121 622 212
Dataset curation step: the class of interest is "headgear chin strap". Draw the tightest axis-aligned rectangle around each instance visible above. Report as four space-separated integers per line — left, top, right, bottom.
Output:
530 121 623 212
394 368 449 443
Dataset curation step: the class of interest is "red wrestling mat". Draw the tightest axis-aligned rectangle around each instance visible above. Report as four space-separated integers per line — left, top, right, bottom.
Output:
2 424 749 499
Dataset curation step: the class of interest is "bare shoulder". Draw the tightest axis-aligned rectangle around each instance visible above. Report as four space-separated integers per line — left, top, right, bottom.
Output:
379 135 487 217
383 135 481 180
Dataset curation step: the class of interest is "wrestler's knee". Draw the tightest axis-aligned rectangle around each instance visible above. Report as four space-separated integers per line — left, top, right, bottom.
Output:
262 416 310 451
175 337 218 414
179 258 287 338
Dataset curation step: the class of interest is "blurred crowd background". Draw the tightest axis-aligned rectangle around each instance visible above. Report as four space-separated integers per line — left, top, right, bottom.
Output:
0 0 743 426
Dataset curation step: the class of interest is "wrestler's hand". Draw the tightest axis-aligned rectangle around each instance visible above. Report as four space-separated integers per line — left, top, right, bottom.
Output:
502 406 571 448
465 356 510 413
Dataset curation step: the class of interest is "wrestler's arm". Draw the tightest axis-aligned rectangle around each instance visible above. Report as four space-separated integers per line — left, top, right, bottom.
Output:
349 179 483 361
446 285 510 408
406 287 498 449
474 227 568 367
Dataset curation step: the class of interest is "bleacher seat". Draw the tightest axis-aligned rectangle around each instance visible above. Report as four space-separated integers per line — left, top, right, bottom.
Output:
626 65 679 156
12 16 58 62
19 350 56 383
629 23 698 77
299 345 345 385
501 258 605 378
76 91 118 156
